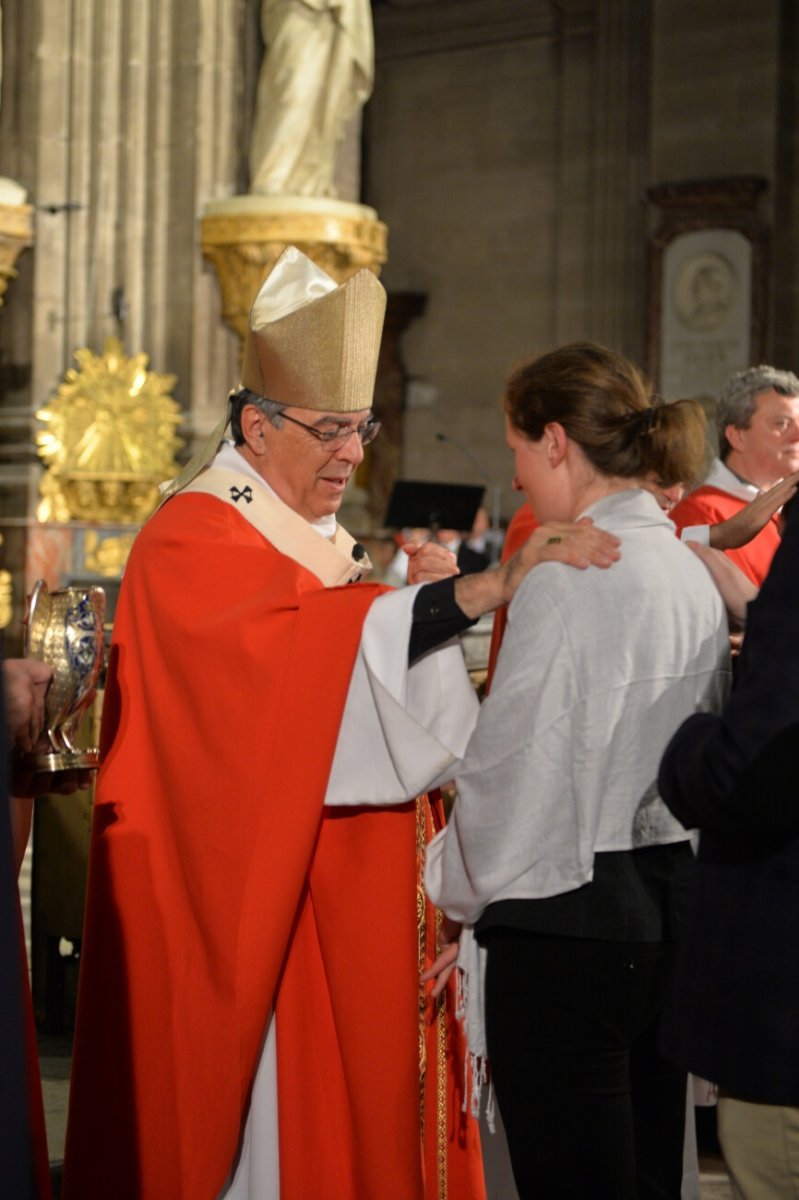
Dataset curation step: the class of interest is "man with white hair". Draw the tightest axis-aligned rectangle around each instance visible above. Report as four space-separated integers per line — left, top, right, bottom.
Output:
672 365 799 585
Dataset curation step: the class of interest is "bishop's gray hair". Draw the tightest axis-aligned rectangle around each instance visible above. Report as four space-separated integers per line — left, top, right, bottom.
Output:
717 365 799 459
229 388 286 445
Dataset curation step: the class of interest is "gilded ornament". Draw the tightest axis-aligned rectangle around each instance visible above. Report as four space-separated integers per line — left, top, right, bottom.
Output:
0 200 34 307
0 534 12 630
35 337 183 524
0 569 11 630
82 530 136 578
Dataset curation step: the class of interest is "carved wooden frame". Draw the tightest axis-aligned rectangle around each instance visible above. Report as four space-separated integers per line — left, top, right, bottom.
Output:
645 176 769 388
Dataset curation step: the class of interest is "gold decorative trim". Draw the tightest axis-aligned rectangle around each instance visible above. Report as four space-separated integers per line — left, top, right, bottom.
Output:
0 202 34 307
0 574 11 630
202 211 387 255
435 910 448 1200
416 795 428 1133
416 795 448 1200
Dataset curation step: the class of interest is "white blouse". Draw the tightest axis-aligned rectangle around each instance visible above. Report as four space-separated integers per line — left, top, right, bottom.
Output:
426 488 731 925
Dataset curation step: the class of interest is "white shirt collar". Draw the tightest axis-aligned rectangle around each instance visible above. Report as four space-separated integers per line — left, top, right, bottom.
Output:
578 486 672 529
702 458 760 501
212 441 338 539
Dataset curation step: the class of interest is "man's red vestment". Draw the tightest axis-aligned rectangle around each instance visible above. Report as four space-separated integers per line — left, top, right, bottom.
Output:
63 492 483 1200
671 486 780 587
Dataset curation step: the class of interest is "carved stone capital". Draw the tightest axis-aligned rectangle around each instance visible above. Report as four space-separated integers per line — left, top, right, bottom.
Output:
200 197 388 341
0 202 34 307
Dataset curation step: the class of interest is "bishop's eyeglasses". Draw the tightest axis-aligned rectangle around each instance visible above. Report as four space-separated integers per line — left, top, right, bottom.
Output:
278 411 381 451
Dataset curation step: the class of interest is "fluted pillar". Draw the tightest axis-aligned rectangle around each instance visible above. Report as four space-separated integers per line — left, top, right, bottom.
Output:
0 0 245 636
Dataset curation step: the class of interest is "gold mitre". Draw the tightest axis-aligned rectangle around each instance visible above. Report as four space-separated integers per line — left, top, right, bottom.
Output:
241 246 386 413
157 248 385 504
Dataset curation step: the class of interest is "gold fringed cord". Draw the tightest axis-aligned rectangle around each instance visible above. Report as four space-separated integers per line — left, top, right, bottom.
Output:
435 910 448 1200
416 796 428 1134
417 793 449 1200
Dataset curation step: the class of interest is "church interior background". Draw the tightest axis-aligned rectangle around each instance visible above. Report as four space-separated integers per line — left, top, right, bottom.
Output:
0 0 796 1189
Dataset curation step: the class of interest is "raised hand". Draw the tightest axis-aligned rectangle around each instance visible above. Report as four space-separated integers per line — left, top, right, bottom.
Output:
710 472 799 550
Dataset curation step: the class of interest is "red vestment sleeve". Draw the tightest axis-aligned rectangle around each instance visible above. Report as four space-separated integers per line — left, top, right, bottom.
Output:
671 487 781 587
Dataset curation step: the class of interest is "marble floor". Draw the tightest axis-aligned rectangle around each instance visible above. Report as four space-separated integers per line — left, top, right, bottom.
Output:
39 1035 71 1164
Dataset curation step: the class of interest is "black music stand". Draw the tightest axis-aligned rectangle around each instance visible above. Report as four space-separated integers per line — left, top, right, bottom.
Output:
383 480 485 536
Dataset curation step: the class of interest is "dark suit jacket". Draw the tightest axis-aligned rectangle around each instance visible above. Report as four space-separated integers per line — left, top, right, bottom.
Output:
658 513 799 1105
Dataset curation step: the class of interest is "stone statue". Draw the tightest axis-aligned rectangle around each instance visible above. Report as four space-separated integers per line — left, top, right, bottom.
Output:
249 0 374 199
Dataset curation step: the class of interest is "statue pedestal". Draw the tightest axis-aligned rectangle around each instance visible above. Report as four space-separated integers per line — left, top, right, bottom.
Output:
200 195 388 341
0 181 34 307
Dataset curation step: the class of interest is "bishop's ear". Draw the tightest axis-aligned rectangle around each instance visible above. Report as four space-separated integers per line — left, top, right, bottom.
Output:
240 404 268 454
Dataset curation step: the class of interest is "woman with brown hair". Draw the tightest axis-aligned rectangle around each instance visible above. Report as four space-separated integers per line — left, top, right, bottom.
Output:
426 342 730 1199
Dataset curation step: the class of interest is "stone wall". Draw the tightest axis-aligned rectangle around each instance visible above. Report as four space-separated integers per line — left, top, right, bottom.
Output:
774 0 799 368
367 0 796 515
367 1 650 511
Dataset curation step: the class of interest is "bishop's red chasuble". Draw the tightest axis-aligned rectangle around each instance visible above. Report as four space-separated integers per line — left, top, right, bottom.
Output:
63 488 484 1200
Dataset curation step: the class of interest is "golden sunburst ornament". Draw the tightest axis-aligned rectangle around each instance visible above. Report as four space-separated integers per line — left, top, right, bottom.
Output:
36 337 184 524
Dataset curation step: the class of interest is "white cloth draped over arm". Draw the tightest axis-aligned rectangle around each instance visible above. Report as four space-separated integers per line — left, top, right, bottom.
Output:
224 585 479 1199
679 524 710 546
325 583 480 805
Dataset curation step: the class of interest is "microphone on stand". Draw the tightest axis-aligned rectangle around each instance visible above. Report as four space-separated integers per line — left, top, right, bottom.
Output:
435 433 503 564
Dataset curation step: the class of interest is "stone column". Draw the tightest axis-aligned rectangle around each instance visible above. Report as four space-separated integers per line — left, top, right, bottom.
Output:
370 291 427 525
587 0 651 361
0 0 245 631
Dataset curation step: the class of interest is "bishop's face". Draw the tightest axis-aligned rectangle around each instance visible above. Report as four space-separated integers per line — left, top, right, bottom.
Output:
253 406 372 522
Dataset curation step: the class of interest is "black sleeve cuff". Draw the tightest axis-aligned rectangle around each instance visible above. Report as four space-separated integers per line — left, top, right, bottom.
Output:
408 578 478 665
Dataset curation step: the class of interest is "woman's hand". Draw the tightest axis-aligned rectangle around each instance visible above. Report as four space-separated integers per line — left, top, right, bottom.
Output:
421 916 462 1001
687 541 758 628
499 518 621 606
451 517 620 618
